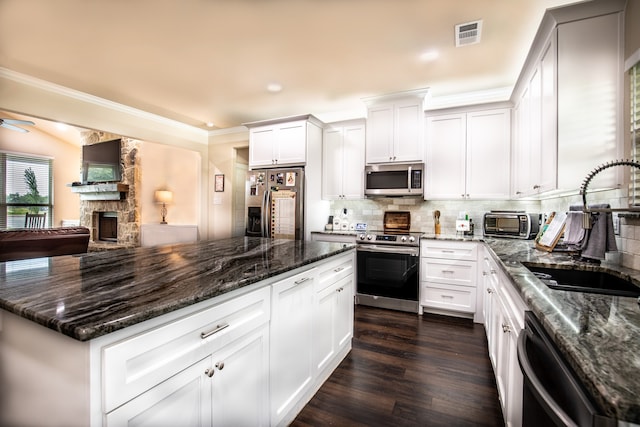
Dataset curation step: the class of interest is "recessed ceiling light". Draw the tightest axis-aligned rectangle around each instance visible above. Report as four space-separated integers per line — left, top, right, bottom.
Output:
266 83 283 93
56 122 68 131
419 50 439 62
206 122 215 128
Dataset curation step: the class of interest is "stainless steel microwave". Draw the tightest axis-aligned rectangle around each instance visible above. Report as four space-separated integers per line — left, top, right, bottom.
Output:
364 163 423 197
483 212 541 239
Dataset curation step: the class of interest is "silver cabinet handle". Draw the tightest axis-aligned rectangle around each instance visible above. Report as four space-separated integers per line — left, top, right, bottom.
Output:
215 361 225 370
502 323 511 333
333 266 345 273
294 277 312 285
441 270 455 274
487 288 493 294
205 368 214 378
200 322 229 339
441 249 455 253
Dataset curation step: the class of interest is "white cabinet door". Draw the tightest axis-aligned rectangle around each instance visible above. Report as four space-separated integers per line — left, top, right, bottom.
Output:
341 125 365 199
249 127 277 168
557 12 623 192
275 121 307 166
249 120 308 168
366 98 424 164
313 274 354 374
394 99 424 162
538 35 558 194
322 122 365 200
425 113 467 199
322 127 345 200
106 358 213 427
466 109 511 199
211 323 269 427
366 104 395 163
426 109 510 200
270 269 316 426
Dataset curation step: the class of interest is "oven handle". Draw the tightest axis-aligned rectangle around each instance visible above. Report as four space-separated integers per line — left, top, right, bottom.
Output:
356 245 419 256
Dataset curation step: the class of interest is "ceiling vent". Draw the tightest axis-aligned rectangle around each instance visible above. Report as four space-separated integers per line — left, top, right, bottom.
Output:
455 20 482 47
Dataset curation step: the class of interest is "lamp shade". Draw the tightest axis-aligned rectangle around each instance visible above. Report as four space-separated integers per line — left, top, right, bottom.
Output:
154 190 173 204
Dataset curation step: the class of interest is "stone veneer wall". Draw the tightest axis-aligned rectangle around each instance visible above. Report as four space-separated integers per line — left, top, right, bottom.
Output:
79 131 141 249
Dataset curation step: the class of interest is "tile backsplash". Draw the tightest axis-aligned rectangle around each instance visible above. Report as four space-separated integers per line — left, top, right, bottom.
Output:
328 188 640 270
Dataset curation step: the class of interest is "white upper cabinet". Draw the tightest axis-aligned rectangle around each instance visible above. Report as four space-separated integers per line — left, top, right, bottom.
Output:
322 120 365 200
365 95 425 164
247 115 323 168
556 11 623 193
426 108 511 200
511 0 624 197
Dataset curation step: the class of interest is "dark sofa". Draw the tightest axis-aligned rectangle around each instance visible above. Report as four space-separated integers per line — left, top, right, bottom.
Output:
0 227 90 262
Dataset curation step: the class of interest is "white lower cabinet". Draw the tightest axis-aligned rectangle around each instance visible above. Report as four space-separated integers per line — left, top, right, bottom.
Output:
313 255 354 375
0 251 356 427
270 268 316 426
106 324 269 427
420 240 478 316
481 246 525 427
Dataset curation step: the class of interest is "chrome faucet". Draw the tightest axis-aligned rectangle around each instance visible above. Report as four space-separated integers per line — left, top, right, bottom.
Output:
579 159 640 228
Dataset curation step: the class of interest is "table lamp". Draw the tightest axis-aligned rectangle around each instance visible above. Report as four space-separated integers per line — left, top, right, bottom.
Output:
154 190 173 224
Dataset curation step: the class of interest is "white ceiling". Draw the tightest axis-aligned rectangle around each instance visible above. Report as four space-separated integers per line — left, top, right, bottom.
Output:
0 0 581 131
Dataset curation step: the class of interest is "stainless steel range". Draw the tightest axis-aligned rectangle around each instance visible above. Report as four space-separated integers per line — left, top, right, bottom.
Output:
355 212 421 313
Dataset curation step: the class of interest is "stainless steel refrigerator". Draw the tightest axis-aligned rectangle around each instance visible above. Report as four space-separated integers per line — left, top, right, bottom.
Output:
245 167 304 240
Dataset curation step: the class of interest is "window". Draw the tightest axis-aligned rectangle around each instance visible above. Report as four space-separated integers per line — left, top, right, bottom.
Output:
0 152 53 228
632 62 640 205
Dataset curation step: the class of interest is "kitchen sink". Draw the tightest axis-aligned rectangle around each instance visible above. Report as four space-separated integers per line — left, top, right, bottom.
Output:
523 263 640 298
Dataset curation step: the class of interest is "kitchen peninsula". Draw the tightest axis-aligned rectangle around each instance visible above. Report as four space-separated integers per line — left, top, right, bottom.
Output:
0 237 355 427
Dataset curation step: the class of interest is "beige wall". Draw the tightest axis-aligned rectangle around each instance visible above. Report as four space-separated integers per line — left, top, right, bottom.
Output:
0 70 210 235
207 129 249 240
139 141 201 226
0 118 81 226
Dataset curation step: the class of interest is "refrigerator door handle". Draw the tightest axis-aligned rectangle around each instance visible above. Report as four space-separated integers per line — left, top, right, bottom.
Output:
262 189 271 237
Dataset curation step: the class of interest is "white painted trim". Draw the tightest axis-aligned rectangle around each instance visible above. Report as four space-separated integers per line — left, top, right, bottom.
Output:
425 86 513 111
0 67 208 141
208 125 248 136
625 48 640 72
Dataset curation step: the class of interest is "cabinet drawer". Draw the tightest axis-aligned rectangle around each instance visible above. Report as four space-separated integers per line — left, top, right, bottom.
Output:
421 240 478 260
421 258 477 287
102 286 270 413
316 253 354 292
421 282 477 313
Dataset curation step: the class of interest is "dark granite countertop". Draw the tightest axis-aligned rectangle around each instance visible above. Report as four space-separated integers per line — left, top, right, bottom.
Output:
0 237 354 342
483 238 640 423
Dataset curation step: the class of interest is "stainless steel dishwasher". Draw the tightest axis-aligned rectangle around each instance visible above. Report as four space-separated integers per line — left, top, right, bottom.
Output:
517 312 616 427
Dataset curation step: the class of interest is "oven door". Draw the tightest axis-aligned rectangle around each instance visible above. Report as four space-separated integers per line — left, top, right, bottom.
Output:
356 245 419 301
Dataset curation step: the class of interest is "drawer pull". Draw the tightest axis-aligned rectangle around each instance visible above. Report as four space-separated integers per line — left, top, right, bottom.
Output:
333 267 345 273
441 294 454 299
200 322 230 339
441 270 455 274
441 250 455 253
294 277 312 285
205 368 215 378
502 323 511 333
215 361 225 370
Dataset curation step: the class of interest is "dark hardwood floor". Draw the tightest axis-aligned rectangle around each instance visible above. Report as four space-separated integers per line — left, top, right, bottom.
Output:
291 305 504 427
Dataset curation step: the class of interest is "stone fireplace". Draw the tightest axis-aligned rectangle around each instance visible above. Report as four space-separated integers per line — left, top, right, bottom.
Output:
77 131 141 250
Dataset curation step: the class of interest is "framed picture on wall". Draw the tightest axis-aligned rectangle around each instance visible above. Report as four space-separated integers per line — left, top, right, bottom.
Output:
215 174 224 192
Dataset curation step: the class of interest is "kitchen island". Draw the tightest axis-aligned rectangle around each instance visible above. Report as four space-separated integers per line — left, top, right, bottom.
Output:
484 238 640 425
0 237 356 427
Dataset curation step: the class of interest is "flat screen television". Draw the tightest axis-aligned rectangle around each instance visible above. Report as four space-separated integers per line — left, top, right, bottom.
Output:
82 139 122 184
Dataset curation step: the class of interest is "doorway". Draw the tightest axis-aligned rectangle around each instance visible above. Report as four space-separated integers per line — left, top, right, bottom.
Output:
231 147 248 237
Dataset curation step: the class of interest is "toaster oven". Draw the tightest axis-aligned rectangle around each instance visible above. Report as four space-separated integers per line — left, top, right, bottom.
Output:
483 211 541 239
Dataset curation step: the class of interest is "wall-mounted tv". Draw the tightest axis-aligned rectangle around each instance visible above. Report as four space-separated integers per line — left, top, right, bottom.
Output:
82 139 122 184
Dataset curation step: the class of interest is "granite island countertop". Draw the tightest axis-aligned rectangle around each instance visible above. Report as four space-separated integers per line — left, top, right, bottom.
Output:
483 238 640 424
0 237 354 342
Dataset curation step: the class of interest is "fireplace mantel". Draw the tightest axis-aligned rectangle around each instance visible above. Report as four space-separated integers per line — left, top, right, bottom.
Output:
70 183 129 201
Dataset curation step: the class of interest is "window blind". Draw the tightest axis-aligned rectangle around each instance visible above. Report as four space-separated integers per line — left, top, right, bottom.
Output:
0 152 53 228
631 63 640 205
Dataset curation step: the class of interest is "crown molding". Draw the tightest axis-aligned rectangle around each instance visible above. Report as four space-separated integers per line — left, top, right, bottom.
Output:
0 67 209 142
